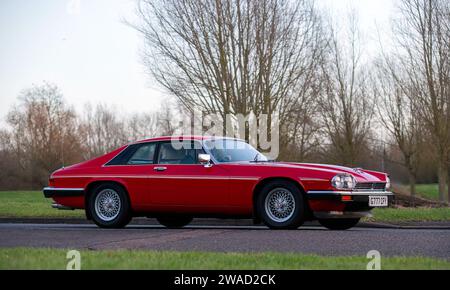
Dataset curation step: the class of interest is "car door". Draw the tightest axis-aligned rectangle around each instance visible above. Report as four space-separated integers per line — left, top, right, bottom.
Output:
102 142 157 208
148 141 230 212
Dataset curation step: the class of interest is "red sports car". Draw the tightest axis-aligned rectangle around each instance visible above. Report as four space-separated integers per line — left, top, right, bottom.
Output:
43 136 393 230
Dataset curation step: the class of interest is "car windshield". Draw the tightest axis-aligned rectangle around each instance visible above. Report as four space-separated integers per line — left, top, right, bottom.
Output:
204 139 268 163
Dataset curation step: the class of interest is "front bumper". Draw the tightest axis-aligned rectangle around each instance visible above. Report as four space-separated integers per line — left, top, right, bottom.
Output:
307 190 394 219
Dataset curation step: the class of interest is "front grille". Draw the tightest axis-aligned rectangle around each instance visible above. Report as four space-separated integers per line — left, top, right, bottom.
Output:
354 182 386 191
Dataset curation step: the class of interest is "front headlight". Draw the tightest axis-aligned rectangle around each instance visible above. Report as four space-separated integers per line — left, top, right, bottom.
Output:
385 176 391 190
331 174 356 190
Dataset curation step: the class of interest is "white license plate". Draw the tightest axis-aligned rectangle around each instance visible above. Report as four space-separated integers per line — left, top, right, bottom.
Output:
369 196 388 207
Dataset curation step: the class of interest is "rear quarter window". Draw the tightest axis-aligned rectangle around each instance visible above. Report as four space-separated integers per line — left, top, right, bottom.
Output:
105 143 156 166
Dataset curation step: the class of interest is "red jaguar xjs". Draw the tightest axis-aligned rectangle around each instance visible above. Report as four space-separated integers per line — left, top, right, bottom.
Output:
43 136 393 230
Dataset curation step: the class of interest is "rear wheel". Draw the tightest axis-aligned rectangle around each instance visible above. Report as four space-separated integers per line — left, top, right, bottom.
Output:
88 183 132 229
318 218 360 230
157 216 193 229
256 180 306 229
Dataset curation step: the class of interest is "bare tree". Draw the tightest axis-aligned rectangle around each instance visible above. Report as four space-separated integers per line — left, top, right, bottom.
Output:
156 100 179 136
319 14 374 166
279 97 322 161
374 61 423 196
6 83 83 188
392 0 450 201
79 101 181 158
126 112 158 141
79 103 128 159
133 0 326 149
0 130 9 151
0 129 25 190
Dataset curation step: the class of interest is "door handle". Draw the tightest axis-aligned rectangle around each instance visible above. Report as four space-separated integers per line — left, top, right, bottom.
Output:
154 167 167 172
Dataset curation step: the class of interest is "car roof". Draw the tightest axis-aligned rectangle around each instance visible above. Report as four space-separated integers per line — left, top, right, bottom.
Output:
131 136 243 145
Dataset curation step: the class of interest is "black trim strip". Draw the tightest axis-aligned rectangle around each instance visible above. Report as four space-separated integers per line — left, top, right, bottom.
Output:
307 193 394 202
43 187 85 198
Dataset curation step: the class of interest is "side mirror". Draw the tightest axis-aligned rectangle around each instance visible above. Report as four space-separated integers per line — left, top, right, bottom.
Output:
198 154 213 167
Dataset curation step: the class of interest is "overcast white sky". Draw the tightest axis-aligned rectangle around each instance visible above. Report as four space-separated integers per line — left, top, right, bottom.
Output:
0 0 395 123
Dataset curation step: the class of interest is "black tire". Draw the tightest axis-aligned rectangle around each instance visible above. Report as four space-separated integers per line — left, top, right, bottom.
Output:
88 183 132 229
157 216 193 229
318 218 360 230
256 180 306 229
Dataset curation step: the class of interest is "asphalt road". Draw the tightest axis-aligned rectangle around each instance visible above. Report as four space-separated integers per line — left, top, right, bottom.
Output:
0 223 449 258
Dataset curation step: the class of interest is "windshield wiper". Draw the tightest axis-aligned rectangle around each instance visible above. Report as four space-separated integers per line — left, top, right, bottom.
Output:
251 153 267 163
250 152 276 163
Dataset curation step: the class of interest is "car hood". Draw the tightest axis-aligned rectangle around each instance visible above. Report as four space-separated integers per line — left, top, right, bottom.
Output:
284 163 386 182
229 161 387 182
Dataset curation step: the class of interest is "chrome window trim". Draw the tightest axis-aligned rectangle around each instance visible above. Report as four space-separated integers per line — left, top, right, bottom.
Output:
101 137 244 167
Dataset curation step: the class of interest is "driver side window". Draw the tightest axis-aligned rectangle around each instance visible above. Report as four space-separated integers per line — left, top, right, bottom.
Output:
157 142 201 165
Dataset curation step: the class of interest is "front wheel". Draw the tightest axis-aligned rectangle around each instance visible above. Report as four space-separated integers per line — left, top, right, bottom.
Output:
157 216 193 229
88 183 132 229
256 180 306 229
318 218 360 230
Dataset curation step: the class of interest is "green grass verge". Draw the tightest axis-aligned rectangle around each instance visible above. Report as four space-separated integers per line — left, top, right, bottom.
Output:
0 191 84 218
0 248 448 270
396 183 448 201
367 207 450 222
415 184 447 201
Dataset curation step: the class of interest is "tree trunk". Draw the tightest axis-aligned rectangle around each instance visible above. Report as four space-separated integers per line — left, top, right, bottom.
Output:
448 164 450 204
437 160 448 202
408 171 416 197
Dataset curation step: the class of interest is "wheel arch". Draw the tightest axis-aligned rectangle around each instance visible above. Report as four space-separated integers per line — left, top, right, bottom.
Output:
84 180 131 220
252 177 312 219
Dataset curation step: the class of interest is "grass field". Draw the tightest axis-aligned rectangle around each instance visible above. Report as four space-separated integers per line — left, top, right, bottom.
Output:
0 191 84 218
0 248 449 270
1 191 449 222
367 207 450 222
395 183 448 201
415 184 447 201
